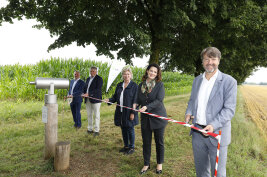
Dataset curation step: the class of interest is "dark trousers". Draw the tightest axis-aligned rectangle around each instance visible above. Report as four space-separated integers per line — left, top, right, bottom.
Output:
141 126 165 166
121 126 135 149
70 101 82 127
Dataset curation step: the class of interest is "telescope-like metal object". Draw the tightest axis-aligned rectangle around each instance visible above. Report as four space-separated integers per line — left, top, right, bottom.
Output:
30 78 69 104
29 77 69 159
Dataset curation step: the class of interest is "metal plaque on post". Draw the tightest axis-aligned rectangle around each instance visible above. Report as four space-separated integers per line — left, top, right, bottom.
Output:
42 106 48 123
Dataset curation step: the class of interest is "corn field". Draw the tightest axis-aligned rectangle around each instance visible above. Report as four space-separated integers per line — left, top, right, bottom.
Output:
240 85 267 141
0 58 194 100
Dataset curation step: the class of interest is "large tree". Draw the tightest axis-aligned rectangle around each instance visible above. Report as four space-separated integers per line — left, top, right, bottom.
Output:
0 0 194 64
0 0 266 83
161 0 267 83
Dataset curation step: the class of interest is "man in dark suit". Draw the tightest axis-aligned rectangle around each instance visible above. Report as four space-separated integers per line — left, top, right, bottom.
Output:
82 66 103 136
185 47 237 177
67 71 85 129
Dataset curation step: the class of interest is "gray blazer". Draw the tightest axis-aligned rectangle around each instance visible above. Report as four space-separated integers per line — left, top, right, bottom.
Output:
186 70 237 146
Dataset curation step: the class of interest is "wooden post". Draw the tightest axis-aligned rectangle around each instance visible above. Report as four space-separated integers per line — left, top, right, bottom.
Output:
44 103 58 159
54 141 71 171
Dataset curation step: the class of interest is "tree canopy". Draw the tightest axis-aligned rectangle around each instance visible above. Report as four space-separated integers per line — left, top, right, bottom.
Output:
161 0 267 83
0 0 266 83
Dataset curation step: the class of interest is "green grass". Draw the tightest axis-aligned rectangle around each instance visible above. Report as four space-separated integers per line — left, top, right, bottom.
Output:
0 90 266 176
227 89 266 177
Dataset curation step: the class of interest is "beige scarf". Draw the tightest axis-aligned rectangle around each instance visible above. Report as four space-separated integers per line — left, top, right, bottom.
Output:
141 80 156 94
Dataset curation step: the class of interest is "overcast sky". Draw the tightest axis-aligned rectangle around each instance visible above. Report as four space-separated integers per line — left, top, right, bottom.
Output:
0 18 148 68
0 1 266 83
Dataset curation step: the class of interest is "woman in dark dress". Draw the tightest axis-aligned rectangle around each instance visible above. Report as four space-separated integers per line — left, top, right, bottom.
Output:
105 67 138 154
134 63 168 174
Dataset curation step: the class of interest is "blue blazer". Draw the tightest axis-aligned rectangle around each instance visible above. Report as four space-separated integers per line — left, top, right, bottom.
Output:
109 81 139 127
84 75 103 103
186 70 237 146
68 79 85 103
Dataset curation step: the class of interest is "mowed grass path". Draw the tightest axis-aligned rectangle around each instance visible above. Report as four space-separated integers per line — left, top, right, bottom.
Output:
0 90 266 176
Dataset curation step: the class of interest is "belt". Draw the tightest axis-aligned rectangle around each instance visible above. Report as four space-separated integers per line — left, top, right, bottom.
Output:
196 124 206 129
193 124 209 138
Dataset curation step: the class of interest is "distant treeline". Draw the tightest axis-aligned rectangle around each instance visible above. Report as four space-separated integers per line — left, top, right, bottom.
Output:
243 82 267 85
0 58 194 101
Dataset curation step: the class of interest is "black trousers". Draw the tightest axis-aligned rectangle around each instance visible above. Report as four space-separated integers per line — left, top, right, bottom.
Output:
141 126 165 166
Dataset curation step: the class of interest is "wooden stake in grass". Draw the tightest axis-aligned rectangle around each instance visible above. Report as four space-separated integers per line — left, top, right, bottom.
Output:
54 141 71 171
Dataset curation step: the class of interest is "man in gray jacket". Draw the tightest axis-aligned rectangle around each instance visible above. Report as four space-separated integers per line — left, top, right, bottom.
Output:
185 47 237 177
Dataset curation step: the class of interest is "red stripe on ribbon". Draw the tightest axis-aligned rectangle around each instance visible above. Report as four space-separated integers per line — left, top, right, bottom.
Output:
86 96 219 139
214 130 222 177
214 170 217 177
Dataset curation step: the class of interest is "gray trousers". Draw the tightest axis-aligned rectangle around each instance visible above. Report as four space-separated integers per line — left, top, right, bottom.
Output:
192 130 228 177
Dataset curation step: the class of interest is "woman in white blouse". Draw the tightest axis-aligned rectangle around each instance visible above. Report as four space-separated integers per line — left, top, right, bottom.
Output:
105 67 139 155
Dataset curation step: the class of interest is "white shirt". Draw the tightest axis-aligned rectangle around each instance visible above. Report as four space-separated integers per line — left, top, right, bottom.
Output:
86 76 95 94
196 70 218 125
120 81 130 112
71 78 80 95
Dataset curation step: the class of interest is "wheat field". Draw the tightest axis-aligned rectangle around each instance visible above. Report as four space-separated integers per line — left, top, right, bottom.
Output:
240 85 267 141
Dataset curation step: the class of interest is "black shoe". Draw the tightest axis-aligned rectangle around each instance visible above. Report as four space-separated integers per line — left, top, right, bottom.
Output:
156 169 162 174
93 132 99 137
76 126 81 130
87 130 93 134
140 166 150 175
119 147 129 153
125 148 135 155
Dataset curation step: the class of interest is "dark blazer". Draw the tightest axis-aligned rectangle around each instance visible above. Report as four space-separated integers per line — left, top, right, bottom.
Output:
68 79 85 103
84 75 103 103
135 81 168 130
109 81 139 127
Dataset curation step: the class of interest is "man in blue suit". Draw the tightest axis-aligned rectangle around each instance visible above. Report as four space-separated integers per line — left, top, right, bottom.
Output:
185 47 237 177
67 71 85 129
82 66 103 136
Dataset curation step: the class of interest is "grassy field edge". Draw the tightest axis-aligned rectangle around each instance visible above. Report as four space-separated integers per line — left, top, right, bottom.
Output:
0 88 266 176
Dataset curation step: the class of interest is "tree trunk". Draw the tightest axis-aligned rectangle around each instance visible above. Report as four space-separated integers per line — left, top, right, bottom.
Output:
194 56 203 77
54 141 71 171
149 36 161 64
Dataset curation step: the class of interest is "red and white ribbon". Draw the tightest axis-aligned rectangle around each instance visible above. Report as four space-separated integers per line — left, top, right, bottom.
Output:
214 130 222 177
87 96 220 140
85 96 222 176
